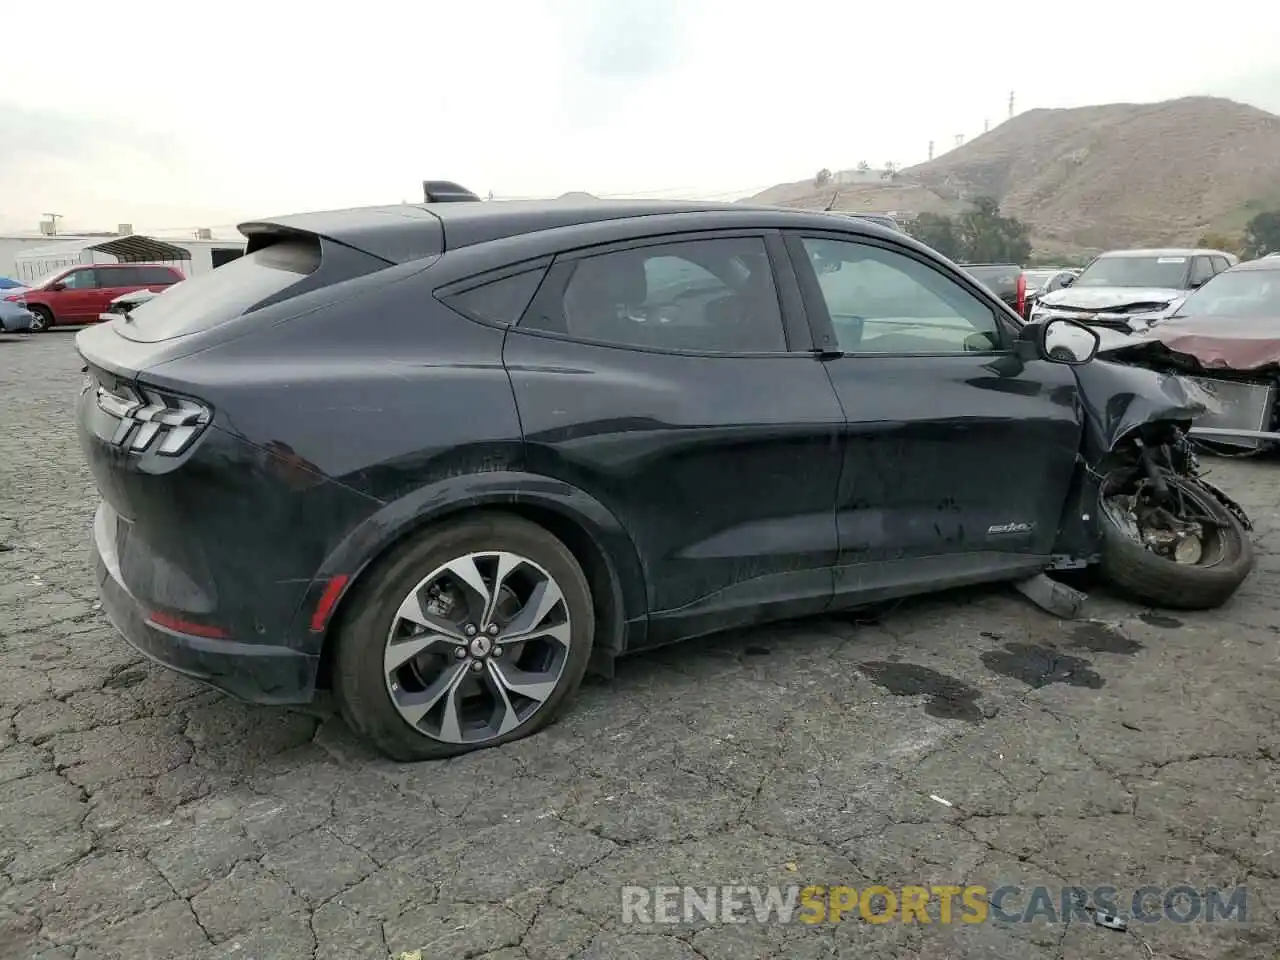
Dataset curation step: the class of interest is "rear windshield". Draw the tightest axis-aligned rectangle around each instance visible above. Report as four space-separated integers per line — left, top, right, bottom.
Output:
117 240 319 342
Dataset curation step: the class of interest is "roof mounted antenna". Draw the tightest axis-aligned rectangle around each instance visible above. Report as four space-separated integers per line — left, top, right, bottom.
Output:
422 181 480 203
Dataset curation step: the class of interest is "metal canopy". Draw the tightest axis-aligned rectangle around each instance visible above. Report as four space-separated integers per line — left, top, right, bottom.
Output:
85 235 192 261
16 235 193 262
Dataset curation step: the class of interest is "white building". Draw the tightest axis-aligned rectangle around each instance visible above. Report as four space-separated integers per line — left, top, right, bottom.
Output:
2 232 244 285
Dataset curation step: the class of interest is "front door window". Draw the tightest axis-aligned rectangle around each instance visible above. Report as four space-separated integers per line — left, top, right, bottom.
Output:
801 237 1003 354
59 269 98 290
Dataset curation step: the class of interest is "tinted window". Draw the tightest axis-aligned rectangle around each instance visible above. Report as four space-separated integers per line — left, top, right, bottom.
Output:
121 240 320 343
801 237 1001 354
59 269 98 290
440 269 544 326
98 267 140 287
138 265 181 284
1189 257 1214 286
523 237 786 354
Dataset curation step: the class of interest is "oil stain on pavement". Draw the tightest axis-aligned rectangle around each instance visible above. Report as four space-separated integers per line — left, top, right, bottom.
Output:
981 642 1104 689
858 662 983 722
1139 611 1184 628
1068 621 1144 654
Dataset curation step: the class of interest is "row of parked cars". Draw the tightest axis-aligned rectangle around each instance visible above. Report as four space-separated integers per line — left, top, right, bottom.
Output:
0 263 182 332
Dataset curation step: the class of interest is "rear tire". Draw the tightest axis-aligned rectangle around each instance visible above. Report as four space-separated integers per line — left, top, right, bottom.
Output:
1099 476 1254 610
27 306 53 333
333 513 595 761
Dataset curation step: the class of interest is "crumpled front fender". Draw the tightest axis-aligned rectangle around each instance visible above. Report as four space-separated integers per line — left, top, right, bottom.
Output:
1073 358 1206 452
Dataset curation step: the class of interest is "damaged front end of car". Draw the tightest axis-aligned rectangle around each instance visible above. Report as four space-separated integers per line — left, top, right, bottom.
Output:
1047 356 1255 609
1097 328 1280 458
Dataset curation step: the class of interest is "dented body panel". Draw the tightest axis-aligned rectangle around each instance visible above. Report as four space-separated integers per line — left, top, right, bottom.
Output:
1072 359 1206 453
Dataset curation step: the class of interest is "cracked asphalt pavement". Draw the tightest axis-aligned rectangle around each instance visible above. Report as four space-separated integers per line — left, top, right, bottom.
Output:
1 332 1278 959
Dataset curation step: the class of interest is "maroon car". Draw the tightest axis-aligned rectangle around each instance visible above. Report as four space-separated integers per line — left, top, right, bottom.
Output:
15 263 183 331
1100 256 1280 455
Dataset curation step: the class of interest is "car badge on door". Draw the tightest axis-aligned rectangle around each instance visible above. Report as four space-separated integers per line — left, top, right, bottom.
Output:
988 521 1034 535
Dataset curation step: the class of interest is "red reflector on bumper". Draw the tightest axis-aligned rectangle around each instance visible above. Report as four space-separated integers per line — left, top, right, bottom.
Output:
310 574 350 632
147 610 230 640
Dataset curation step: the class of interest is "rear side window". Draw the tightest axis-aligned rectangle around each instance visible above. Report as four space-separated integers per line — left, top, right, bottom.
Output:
138 265 181 284
439 269 544 326
119 241 319 343
99 267 140 286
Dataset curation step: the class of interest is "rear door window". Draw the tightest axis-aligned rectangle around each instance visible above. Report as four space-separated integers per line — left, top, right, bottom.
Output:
521 236 787 354
118 240 320 342
99 267 140 287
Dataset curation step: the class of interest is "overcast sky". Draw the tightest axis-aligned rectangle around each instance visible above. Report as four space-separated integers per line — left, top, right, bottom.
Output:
3 0 1279 234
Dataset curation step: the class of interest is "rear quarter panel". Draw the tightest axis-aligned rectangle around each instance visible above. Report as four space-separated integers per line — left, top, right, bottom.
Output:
130 261 529 650
143 262 525 504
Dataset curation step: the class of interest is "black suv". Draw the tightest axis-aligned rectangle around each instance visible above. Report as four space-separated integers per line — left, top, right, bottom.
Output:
78 188 1107 760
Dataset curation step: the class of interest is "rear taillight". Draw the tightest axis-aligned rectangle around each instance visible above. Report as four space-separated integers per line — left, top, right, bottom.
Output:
96 383 211 455
1015 273 1027 319
3 294 22 303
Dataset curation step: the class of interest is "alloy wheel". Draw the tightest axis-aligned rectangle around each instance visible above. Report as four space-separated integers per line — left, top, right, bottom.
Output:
383 551 572 744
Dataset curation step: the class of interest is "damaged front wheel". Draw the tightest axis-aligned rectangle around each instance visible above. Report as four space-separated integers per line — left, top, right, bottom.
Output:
1098 471 1254 610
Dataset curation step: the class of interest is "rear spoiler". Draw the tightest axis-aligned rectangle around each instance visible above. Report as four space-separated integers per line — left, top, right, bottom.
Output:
423 181 480 203
239 206 446 264
236 183 481 264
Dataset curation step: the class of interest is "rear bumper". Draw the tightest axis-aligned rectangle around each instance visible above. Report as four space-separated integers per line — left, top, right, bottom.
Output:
94 502 318 705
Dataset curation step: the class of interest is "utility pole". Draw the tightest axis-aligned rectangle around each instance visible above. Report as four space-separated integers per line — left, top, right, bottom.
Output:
1009 90 1015 118
984 118 990 133
42 213 63 235
928 140 934 161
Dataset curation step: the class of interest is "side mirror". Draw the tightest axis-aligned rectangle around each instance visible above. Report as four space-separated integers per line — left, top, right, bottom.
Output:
1058 273 1075 288
1039 318 1100 364
48 282 66 292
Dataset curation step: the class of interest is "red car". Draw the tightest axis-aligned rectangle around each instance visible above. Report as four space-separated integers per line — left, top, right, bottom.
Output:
9 263 183 331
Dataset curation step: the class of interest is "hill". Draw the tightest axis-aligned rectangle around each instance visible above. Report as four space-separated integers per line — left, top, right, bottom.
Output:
743 97 1280 257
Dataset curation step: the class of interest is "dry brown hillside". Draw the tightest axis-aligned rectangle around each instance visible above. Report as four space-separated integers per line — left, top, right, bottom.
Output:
743 97 1280 256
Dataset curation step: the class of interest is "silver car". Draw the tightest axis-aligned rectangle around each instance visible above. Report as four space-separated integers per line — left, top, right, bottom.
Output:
1031 248 1238 333
0 288 35 332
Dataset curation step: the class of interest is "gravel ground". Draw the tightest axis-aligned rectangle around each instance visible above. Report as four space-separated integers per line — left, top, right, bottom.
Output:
1 331 1277 960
